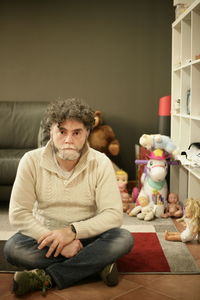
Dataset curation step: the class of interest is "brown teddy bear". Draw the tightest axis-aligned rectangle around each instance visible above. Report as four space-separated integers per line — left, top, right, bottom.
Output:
88 110 120 157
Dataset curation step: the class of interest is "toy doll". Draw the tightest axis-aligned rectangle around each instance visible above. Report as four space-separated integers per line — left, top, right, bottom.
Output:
116 170 134 213
129 196 155 221
161 192 183 218
164 198 200 242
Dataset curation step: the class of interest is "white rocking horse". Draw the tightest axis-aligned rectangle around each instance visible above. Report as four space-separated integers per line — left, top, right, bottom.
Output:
130 149 168 218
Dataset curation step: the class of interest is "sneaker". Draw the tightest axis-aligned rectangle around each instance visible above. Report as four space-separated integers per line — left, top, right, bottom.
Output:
13 269 52 296
100 263 119 286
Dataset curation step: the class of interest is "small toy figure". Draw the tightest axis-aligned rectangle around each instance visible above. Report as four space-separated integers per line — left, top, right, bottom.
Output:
161 193 183 218
139 134 177 155
129 196 155 221
116 170 134 213
165 198 200 242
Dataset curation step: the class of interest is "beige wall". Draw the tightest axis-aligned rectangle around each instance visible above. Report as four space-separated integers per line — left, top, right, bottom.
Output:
0 0 174 179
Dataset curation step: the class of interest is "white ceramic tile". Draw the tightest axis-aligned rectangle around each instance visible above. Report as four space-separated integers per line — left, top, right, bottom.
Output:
121 224 155 232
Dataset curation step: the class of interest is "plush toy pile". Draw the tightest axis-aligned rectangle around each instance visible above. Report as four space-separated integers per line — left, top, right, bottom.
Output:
129 134 178 221
139 134 177 156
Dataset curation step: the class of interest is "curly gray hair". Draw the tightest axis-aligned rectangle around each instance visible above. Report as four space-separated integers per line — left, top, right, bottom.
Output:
43 98 95 132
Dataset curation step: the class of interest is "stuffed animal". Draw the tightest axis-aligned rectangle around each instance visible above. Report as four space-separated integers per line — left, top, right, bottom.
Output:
161 192 183 218
139 134 177 155
130 149 168 216
88 110 120 157
129 196 155 221
116 169 134 213
181 142 200 167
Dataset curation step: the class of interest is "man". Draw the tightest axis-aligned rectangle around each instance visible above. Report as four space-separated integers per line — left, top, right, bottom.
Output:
4 98 133 297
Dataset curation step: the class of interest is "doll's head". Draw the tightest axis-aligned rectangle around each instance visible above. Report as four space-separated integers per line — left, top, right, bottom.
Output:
138 196 149 207
116 170 128 192
185 198 200 219
168 193 179 204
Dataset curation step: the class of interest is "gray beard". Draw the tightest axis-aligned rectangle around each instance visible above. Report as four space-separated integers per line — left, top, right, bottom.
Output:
56 149 81 161
51 140 86 161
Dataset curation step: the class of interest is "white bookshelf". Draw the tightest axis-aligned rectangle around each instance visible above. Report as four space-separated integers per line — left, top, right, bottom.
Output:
170 0 200 203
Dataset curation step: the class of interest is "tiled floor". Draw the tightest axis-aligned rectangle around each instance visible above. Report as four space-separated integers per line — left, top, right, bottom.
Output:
1 204 200 300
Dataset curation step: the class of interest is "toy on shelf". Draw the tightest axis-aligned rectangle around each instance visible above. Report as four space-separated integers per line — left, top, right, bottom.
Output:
88 110 120 158
116 169 134 213
165 198 200 243
139 134 177 156
161 192 183 218
180 142 200 167
129 196 155 221
131 132 181 220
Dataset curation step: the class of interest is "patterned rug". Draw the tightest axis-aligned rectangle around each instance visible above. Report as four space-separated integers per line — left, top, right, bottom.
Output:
118 214 200 274
0 215 200 274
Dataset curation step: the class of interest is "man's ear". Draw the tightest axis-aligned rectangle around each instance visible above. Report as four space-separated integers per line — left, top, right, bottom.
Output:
50 124 56 138
86 130 90 138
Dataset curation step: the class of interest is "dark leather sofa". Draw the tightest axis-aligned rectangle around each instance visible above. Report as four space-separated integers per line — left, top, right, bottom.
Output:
0 101 48 202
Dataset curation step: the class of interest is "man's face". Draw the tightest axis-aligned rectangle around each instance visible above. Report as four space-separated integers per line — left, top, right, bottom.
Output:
50 120 89 161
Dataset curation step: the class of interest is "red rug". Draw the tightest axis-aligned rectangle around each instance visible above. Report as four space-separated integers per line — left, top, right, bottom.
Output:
117 233 170 272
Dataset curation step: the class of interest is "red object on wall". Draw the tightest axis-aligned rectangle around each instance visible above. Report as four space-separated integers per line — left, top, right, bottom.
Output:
158 95 171 116
158 95 171 136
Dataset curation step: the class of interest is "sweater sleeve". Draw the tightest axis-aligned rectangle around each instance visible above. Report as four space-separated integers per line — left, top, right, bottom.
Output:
9 152 50 240
73 155 123 239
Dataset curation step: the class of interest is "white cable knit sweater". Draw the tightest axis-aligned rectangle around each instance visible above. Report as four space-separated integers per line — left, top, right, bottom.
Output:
9 141 123 240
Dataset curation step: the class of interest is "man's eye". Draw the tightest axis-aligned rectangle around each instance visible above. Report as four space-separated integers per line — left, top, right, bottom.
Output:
74 131 80 136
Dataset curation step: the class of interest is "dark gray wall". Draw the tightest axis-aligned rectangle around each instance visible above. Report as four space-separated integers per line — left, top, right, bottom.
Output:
0 0 174 180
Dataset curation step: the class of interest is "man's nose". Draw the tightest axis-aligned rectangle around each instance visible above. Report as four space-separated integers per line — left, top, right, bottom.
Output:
64 134 73 143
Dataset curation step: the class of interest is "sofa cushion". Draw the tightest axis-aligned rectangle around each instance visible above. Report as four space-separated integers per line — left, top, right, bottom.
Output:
0 102 48 149
0 149 29 184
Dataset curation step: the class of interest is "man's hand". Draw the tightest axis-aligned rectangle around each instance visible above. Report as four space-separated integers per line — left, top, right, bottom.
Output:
61 240 83 258
38 227 76 258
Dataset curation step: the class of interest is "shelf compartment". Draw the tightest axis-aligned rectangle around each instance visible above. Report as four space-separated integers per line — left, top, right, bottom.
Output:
190 119 200 144
179 117 190 152
178 166 188 202
180 66 191 115
169 164 181 195
172 23 181 68
191 9 200 60
171 115 180 146
172 69 181 113
188 172 200 198
181 14 192 65
191 62 200 116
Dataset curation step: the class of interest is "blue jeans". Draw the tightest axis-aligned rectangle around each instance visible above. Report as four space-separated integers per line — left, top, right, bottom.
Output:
4 228 133 289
